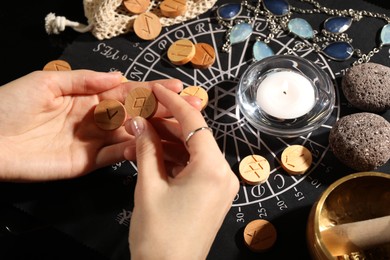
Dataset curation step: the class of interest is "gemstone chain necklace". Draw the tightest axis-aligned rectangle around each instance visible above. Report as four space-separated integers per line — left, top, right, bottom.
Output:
216 0 390 65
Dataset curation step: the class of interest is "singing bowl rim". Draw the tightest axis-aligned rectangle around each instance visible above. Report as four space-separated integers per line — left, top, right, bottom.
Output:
310 171 390 259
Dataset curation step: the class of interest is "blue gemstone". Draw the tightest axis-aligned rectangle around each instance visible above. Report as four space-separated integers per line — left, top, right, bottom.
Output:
253 41 274 61
288 18 314 39
217 3 242 20
230 23 253 45
322 42 354 60
263 0 289 16
380 24 390 46
323 17 352 34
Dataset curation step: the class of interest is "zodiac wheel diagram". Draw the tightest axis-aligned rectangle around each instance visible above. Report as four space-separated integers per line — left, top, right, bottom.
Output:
124 14 341 222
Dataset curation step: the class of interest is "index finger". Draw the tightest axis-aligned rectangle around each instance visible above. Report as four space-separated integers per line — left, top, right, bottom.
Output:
101 78 203 118
152 83 216 152
101 78 183 102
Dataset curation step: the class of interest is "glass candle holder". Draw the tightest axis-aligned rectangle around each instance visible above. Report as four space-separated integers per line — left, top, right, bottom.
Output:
237 55 335 138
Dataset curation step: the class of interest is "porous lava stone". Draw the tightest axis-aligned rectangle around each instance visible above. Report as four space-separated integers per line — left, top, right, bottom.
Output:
329 112 390 171
342 62 390 112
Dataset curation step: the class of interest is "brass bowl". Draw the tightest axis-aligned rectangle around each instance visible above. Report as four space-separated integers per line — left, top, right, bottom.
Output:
307 172 390 259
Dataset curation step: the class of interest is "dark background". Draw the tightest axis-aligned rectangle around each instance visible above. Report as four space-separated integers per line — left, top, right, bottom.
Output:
0 0 389 85
0 0 85 85
0 1 113 259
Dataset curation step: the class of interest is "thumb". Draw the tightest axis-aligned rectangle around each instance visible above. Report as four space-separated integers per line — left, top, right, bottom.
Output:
125 116 168 187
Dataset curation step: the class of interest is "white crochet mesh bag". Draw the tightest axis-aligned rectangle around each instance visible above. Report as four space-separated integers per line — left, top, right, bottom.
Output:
45 0 217 40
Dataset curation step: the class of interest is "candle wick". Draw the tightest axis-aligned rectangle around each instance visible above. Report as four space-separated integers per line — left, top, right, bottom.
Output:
282 81 288 95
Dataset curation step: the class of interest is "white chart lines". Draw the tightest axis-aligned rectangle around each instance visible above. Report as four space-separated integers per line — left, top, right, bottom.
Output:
124 14 340 209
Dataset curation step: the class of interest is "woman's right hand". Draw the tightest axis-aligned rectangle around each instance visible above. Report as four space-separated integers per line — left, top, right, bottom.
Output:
126 83 240 259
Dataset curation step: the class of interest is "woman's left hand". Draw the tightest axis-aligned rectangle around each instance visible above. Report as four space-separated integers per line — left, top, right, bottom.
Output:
0 70 199 181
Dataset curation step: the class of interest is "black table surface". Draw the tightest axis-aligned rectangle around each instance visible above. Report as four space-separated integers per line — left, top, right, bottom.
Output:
1 1 390 260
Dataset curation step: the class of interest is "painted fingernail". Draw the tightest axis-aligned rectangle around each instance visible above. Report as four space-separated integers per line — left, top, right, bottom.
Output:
131 116 145 137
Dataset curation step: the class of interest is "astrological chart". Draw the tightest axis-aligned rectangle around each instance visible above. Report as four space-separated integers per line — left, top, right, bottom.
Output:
123 9 341 216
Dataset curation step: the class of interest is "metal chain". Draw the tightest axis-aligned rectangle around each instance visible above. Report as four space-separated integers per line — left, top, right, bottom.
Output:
291 0 389 64
217 0 390 64
353 47 382 66
293 0 390 23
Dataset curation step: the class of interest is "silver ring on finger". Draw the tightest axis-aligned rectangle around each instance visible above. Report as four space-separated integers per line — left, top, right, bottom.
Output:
185 126 213 147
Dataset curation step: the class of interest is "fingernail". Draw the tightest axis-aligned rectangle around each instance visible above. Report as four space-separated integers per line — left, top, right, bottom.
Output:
108 71 124 80
152 82 164 91
109 71 123 75
131 116 145 137
192 97 202 107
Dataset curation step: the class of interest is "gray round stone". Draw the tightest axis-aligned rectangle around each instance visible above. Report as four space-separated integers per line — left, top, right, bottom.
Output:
342 62 390 112
329 112 390 171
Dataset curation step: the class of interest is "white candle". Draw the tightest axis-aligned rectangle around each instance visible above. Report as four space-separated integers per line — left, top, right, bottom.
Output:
256 70 316 119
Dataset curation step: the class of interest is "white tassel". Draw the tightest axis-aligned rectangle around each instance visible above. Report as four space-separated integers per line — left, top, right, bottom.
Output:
44 12 93 35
